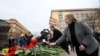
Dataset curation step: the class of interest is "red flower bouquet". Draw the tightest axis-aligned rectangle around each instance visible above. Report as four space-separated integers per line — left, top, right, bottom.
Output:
26 38 38 49
8 46 17 53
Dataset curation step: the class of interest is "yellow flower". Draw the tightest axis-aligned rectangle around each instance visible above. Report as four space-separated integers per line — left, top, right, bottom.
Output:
2 48 9 55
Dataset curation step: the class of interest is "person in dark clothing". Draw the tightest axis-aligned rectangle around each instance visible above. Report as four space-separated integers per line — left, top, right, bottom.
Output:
8 35 15 47
49 26 62 42
40 29 50 42
25 32 33 45
18 34 27 47
68 22 80 51
50 14 99 56
50 26 70 54
26 35 33 45
93 31 100 43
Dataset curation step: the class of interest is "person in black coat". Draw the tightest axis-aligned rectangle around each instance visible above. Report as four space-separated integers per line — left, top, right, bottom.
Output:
49 14 99 56
40 29 50 42
18 34 27 47
93 31 100 43
25 32 33 45
49 26 70 54
8 35 15 47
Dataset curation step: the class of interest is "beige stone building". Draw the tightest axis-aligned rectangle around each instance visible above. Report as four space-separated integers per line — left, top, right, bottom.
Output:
6 19 30 38
49 8 100 32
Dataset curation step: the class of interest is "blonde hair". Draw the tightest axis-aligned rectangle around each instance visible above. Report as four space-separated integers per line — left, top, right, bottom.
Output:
65 14 77 22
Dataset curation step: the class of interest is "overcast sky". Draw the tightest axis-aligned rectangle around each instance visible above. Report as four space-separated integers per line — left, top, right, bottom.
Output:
0 0 99 34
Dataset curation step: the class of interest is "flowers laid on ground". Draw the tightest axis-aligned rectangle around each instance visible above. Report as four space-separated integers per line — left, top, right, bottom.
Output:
15 43 63 56
0 54 5 56
0 37 63 56
8 46 17 53
26 37 38 49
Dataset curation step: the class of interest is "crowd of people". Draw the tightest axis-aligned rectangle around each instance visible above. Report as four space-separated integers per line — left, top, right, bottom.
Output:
7 28 70 55
8 32 33 48
39 27 71 54
8 14 100 56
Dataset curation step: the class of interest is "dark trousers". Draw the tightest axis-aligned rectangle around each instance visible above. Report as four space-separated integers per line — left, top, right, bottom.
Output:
75 46 99 56
59 41 70 54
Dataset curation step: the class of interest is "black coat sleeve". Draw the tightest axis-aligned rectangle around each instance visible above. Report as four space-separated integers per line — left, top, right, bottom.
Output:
50 29 62 42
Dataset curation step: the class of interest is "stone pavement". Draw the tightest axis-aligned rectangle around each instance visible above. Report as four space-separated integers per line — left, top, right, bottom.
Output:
60 50 76 56
60 47 100 56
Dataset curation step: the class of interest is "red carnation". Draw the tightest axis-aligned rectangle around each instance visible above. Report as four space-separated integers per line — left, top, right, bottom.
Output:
26 39 38 49
8 46 17 53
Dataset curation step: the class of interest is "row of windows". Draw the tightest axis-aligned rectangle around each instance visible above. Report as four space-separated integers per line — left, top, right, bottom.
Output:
74 12 98 19
58 12 99 20
59 23 66 28
58 11 100 31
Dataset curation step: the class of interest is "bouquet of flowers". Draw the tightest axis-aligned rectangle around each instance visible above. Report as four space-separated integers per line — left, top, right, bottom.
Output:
15 43 63 56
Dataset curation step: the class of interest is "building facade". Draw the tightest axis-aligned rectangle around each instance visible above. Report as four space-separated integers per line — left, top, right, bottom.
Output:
49 8 100 32
6 19 30 38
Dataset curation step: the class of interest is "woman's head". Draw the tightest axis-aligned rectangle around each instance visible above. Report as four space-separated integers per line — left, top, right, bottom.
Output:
50 26 55 31
64 14 77 24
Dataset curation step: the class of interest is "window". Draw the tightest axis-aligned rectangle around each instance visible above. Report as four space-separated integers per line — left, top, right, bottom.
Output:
58 12 62 20
91 13 94 16
76 13 79 18
94 12 97 17
81 13 84 18
85 13 89 16
90 13 93 16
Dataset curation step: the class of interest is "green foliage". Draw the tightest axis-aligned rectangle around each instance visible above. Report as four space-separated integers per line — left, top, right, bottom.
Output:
15 43 63 56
